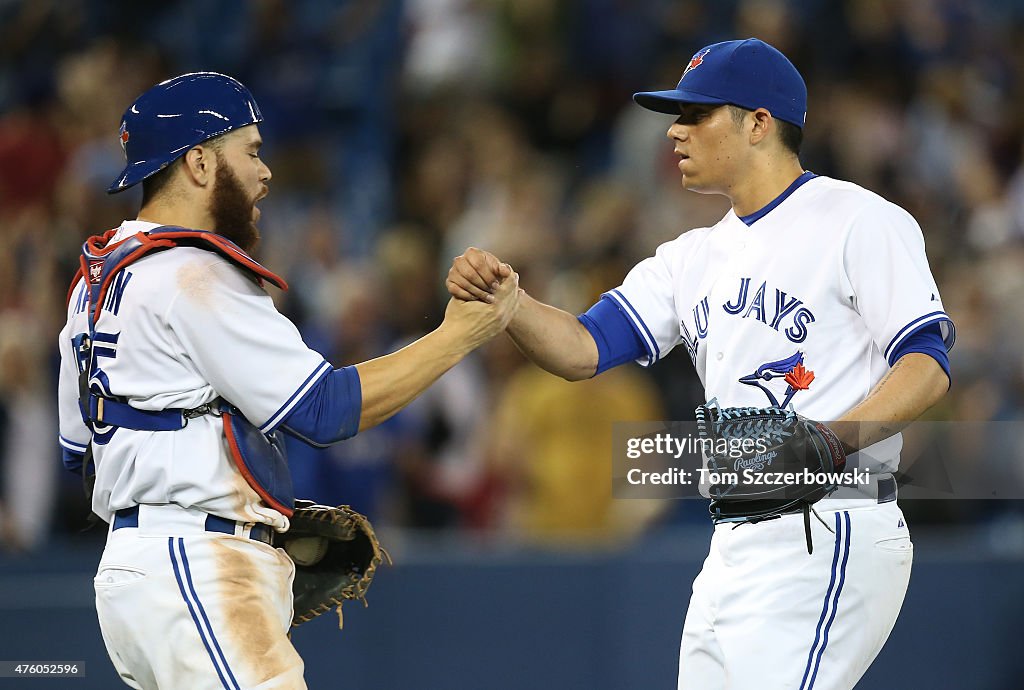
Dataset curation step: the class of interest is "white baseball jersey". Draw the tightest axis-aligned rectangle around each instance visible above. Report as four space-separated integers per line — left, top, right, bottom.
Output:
606 174 953 474
603 174 947 689
57 220 331 529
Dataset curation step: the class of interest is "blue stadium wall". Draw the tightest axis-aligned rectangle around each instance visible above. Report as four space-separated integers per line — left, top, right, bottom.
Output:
2 527 1020 689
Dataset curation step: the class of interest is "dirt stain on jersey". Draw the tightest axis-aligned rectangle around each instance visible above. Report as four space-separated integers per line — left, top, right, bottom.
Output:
176 260 216 305
212 538 299 685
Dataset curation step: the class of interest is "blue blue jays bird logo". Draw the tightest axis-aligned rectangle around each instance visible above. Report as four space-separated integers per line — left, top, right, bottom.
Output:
739 351 815 408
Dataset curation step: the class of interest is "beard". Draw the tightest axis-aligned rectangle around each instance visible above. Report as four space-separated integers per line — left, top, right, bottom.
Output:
210 158 261 255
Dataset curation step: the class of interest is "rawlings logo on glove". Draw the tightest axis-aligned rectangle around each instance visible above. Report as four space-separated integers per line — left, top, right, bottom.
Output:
734 449 779 472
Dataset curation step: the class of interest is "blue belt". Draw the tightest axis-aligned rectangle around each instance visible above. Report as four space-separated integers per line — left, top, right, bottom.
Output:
88 396 217 431
112 506 274 546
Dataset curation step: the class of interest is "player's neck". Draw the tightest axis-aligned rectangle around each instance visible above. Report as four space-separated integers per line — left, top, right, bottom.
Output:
137 198 215 232
728 156 805 218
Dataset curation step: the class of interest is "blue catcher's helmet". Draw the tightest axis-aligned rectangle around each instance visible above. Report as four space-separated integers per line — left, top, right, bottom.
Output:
108 72 263 194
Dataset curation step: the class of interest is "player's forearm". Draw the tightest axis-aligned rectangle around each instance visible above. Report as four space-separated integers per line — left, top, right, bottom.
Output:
506 293 598 381
354 326 473 431
834 353 949 451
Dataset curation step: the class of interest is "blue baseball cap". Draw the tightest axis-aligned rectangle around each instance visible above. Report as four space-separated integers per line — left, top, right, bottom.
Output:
633 38 807 128
108 72 263 194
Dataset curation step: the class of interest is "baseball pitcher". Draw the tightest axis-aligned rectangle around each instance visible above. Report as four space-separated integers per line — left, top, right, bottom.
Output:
447 39 953 690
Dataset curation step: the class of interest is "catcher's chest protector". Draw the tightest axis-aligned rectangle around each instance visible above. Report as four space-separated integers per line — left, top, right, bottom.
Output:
70 227 295 515
70 227 287 321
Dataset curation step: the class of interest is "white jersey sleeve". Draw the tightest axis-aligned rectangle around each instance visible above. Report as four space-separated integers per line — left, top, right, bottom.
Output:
840 200 955 364
605 236 686 366
165 256 330 432
57 280 92 456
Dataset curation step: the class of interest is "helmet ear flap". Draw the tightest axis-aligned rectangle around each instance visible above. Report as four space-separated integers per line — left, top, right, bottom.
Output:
108 72 263 195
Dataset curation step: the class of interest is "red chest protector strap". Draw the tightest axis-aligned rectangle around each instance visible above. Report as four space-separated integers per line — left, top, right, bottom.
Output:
66 226 288 315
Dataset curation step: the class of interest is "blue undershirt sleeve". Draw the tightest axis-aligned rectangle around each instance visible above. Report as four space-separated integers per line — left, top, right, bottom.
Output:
280 365 362 447
577 296 648 376
888 322 951 386
62 448 85 475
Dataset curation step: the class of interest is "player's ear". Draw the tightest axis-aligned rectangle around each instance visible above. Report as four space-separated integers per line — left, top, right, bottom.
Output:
749 109 773 146
182 144 216 188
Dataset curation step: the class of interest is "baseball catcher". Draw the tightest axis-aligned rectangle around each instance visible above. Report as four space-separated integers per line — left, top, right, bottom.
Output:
61 72 520 688
695 401 847 553
277 501 391 628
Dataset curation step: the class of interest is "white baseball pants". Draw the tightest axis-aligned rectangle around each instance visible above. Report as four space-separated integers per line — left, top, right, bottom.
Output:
94 505 304 689
678 501 912 690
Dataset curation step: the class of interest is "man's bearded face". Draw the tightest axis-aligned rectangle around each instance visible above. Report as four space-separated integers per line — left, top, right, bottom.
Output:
210 153 261 254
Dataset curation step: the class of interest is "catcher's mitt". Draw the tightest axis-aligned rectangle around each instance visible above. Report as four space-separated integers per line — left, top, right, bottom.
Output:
695 400 847 553
275 500 390 628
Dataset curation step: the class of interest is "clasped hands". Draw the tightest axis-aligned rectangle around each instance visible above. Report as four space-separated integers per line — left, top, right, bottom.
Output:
441 247 521 347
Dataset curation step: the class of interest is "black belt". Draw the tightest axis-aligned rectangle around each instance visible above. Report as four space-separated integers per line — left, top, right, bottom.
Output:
877 476 897 504
112 506 274 546
714 474 899 525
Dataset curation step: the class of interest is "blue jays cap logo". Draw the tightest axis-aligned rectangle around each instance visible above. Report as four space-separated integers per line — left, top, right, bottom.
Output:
118 121 129 152
739 351 815 408
681 48 711 80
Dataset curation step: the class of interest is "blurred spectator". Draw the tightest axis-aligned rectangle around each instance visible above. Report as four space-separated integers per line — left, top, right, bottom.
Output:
487 361 666 544
0 312 56 551
402 0 497 93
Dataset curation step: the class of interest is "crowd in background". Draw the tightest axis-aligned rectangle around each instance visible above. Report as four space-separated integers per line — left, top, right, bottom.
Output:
2 0 1024 552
